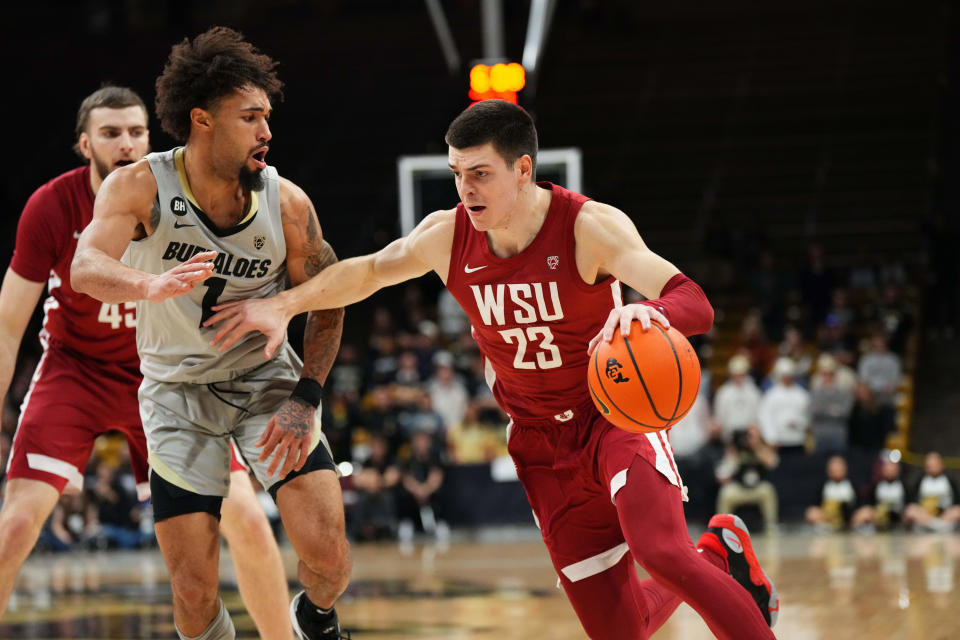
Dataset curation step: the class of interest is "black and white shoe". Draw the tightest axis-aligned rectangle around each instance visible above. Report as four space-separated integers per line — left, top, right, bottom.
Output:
696 513 780 627
290 591 351 639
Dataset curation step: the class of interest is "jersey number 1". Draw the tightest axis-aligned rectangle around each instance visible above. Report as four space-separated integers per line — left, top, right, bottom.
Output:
200 277 227 327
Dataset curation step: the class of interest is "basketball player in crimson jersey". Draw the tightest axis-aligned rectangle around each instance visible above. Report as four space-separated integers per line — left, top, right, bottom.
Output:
0 86 295 639
207 99 779 639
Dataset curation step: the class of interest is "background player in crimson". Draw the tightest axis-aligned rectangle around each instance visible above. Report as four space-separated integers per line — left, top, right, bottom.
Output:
0 86 296 639
207 99 780 639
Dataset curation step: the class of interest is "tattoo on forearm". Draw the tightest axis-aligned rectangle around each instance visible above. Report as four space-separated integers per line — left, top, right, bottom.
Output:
275 397 313 439
304 207 338 277
301 307 344 383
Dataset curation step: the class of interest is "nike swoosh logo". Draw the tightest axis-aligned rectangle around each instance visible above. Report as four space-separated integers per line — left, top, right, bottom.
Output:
464 264 488 273
174 221 196 229
73 231 82 239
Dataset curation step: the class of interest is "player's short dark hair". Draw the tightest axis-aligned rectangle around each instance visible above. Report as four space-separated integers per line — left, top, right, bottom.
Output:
73 85 147 157
154 26 283 142
445 100 538 174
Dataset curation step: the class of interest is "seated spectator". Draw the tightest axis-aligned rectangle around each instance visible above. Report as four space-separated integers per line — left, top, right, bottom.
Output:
806 455 857 531
809 354 856 454
857 333 902 409
398 428 448 543
851 458 907 531
86 461 142 550
712 354 761 441
350 433 400 541
735 313 776 383
397 392 446 447
362 385 402 456
427 351 469 431
715 426 779 530
903 452 960 533
776 326 816 384
448 404 507 464
758 357 811 456
38 492 96 552
810 353 857 393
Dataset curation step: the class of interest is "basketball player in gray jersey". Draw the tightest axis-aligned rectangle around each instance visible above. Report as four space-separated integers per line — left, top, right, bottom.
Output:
72 28 350 640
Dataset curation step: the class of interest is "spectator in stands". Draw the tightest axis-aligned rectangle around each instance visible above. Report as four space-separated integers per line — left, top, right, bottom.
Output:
368 334 400 386
805 455 856 531
798 243 836 336
427 351 469 432
447 404 507 464
810 353 857 393
851 458 907 531
393 350 423 388
350 433 400 541
809 354 856 454
86 460 142 549
749 249 788 342
328 343 364 399
735 312 776 383
869 284 915 357
857 333 902 409
363 385 403 456
397 392 446 445
398 427 448 543
758 357 811 457
712 355 762 442
825 288 857 333
715 426 779 531
38 493 96 552
776 326 816 385
903 452 960 533
437 289 470 342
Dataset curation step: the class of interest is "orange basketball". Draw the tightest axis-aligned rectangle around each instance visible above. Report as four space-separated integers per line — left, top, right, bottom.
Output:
587 320 701 433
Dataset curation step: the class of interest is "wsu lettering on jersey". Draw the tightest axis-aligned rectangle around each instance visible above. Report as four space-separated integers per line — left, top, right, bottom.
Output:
161 241 271 279
469 282 564 325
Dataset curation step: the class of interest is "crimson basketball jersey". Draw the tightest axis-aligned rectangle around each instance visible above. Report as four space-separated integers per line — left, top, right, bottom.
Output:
11 166 139 364
446 182 622 419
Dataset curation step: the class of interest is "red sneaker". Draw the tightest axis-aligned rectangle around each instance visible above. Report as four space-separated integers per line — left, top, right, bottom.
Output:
696 514 780 627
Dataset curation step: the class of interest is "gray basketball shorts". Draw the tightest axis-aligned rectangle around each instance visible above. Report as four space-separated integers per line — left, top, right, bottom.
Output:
139 345 334 497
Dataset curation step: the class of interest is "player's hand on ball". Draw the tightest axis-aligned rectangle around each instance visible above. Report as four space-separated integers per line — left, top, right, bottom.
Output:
204 295 291 358
258 397 314 479
587 303 670 356
145 250 217 302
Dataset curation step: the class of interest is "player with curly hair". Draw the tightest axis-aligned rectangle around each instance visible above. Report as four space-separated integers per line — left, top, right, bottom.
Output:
73 28 351 640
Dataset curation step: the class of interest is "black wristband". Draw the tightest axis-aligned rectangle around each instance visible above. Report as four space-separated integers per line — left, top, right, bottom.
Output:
291 378 323 408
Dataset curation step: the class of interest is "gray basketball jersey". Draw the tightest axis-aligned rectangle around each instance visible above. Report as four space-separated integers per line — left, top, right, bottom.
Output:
124 147 291 383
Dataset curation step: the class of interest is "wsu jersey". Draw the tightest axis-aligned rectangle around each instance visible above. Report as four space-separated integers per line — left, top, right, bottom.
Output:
446 183 621 420
123 148 289 383
11 166 139 364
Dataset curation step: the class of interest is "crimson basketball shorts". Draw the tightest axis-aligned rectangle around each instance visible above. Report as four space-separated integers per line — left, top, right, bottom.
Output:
5 343 247 499
6 342 148 497
507 397 685 584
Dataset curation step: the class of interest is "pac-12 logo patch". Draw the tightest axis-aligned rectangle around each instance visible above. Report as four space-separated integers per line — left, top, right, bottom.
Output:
253 235 266 250
605 358 630 383
171 196 188 216
546 255 560 270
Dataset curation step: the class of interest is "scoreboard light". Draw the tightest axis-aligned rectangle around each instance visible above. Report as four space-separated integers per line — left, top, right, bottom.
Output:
469 62 525 104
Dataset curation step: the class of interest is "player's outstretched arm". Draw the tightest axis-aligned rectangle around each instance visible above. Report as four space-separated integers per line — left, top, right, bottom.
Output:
204 208 455 359
256 179 347 478
71 161 216 304
577 201 714 354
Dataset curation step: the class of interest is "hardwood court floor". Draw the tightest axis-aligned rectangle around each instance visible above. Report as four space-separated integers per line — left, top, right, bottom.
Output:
2 528 959 639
